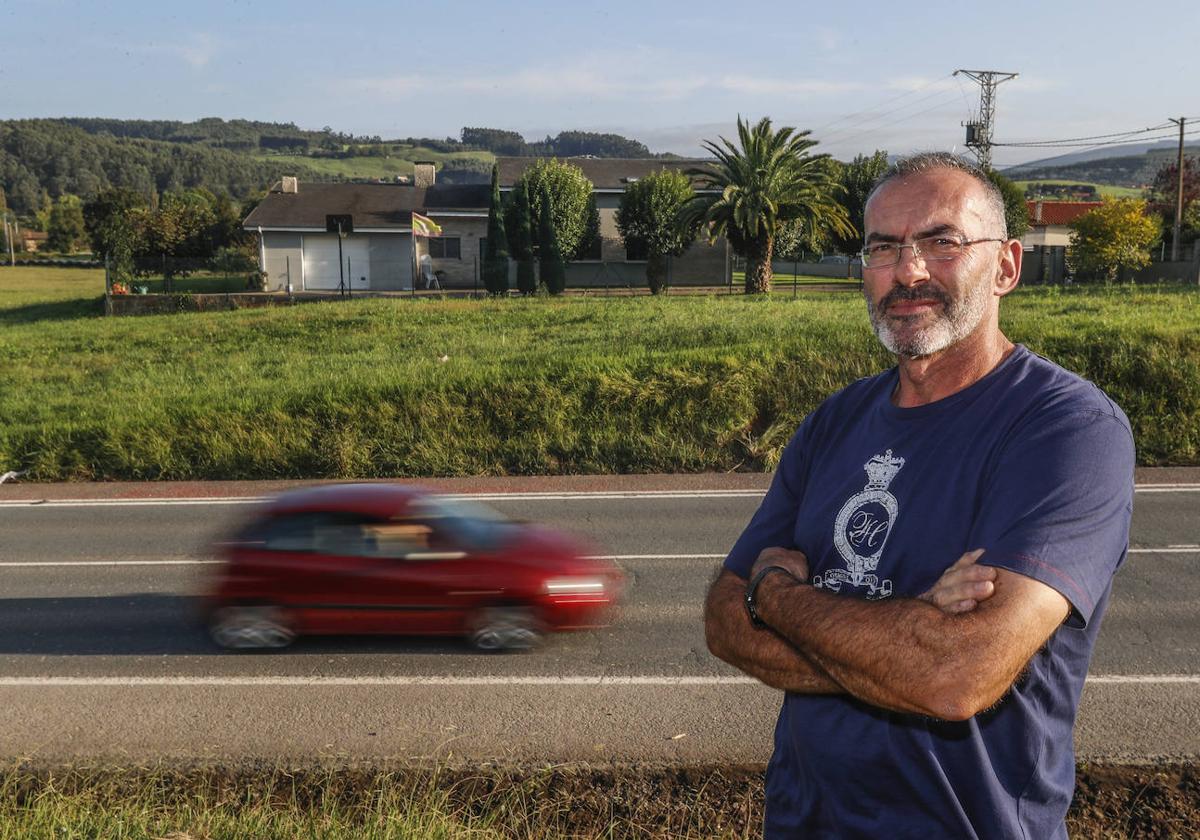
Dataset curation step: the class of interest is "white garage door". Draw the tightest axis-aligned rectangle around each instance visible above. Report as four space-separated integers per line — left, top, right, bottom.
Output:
302 235 371 291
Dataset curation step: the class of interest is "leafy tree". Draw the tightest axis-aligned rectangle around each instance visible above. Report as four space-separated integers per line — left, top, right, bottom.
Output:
46 194 87 252
1068 198 1160 283
683 117 853 294
1148 156 1200 249
83 188 148 283
828 150 888 255
538 188 566 294
510 180 536 294
552 131 651 158
985 169 1031 241
461 127 526 155
514 159 593 261
579 194 601 259
615 170 698 294
482 164 510 295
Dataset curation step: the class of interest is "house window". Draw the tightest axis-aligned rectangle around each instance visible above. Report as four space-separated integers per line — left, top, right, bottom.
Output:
428 237 461 259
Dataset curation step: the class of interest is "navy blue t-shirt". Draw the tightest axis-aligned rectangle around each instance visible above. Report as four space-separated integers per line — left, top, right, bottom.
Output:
724 345 1134 839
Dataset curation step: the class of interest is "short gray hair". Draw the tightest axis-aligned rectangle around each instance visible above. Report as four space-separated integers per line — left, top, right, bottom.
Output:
865 152 1008 239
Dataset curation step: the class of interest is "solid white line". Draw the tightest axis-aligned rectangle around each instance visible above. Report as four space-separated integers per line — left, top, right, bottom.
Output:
0 483 1196 508
1085 675 1200 685
2 550 1196 569
0 674 1193 688
0 675 756 687
0 559 222 567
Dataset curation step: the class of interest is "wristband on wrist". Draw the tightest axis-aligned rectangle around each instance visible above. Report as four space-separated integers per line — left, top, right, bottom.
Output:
745 564 799 629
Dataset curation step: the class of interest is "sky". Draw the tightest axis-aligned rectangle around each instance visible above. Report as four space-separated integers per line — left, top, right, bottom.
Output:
3 0 1198 168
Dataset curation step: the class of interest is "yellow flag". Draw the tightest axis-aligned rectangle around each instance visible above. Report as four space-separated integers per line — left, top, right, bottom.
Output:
412 212 443 237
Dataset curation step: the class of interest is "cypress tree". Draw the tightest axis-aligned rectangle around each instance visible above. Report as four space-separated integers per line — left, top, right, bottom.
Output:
482 164 509 295
513 180 537 295
538 187 566 294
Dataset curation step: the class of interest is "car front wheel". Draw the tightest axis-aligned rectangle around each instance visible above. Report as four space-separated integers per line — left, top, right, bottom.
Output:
469 606 542 652
209 605 295 650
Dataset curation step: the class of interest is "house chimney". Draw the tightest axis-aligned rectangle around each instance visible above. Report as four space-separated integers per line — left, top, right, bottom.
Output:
413 161 436 188
281 176 299 194
1034 200 1043 223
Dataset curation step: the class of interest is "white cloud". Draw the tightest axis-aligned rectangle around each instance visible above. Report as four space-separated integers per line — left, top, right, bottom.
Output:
717 75 864 96
128 32 217 69
346 51 869 105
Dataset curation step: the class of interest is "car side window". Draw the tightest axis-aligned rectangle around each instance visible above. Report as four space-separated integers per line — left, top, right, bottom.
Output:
261 512 377 556
363 522 436 559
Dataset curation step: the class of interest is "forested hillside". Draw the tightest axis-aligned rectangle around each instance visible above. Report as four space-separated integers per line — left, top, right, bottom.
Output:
0 118 671 218
0 120 326 215
1004 145 1200 188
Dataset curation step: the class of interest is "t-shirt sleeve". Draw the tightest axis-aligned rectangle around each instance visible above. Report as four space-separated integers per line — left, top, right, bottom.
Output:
968 406 1135 627
723 424 810 580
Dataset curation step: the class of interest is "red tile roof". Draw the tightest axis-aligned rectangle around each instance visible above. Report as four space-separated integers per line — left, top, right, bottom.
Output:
1026 201 1104 226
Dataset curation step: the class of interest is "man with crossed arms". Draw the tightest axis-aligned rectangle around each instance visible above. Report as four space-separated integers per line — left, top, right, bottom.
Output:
705 152 1134 838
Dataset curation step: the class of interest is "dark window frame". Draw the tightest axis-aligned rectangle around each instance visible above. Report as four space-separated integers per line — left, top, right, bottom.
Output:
428 237 462 260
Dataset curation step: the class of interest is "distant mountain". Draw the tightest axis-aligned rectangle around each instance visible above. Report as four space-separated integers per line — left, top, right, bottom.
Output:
1001 141 1200 188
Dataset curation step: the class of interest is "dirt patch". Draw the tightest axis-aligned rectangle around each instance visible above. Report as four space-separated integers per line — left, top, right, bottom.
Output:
3 761 1197 838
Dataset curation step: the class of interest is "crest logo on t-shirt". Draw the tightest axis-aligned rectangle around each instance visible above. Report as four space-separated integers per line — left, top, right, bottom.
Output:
813 449 903 599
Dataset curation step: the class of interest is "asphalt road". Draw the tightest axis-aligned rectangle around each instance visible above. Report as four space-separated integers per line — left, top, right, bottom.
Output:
0 477 1196 765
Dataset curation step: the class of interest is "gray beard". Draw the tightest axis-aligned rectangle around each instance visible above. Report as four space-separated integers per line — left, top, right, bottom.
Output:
865 280 990 358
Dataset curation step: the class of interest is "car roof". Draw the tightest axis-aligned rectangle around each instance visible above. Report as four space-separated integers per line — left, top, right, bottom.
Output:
261 483 430 519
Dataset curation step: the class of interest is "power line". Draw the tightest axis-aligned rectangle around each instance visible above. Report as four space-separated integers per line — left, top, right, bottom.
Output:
995 123 1173 146
819 90 964 148
807 74 954 137
995 127 1200 149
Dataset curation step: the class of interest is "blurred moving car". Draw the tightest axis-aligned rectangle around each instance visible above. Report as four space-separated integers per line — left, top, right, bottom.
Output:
202 484 624 652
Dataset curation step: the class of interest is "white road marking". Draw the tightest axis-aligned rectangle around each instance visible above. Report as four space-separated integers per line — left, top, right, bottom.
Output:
0 483 1196 508
1 549 1196 568
0 674 1194 687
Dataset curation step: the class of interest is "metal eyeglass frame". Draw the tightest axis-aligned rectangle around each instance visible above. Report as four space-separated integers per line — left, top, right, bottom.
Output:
859 236 1006 268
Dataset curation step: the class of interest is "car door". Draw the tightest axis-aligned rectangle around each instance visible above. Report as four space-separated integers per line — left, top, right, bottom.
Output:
352 516 499 635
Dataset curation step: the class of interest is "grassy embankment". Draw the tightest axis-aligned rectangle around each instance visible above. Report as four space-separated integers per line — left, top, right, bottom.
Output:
2 764 1196 839
0 266 1196 481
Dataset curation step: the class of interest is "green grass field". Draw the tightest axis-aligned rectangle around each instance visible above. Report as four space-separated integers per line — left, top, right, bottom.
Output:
1015 179 1143 200
0 266 1196 480
254 146 495 180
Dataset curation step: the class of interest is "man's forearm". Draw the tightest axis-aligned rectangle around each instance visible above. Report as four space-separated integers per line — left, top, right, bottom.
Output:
704 572 844 695
755 574 983 718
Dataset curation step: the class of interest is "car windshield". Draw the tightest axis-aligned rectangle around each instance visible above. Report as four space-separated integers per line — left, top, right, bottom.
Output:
413 496 517 552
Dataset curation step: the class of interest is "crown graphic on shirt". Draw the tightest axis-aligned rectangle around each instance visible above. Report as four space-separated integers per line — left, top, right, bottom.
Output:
863 449 905 490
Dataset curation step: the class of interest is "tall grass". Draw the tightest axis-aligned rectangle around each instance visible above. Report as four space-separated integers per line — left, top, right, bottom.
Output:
0 267 1196 480
0 765 757 839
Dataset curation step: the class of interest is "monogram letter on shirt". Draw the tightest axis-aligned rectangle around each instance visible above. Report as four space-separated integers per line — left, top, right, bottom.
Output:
813 449 904 599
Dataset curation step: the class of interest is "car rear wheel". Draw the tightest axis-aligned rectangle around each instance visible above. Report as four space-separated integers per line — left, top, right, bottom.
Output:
469 606 542 652
209 605 295 650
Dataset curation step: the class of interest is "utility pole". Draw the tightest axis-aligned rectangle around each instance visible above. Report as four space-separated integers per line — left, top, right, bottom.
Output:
1169 117 1186 262
954 69 1019 170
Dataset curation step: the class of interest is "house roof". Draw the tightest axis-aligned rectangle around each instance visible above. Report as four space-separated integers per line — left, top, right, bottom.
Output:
1026 200 1104 226
243 181 490 230
496 157 718 191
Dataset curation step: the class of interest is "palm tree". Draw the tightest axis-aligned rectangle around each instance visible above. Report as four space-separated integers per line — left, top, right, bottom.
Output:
683 116 853 294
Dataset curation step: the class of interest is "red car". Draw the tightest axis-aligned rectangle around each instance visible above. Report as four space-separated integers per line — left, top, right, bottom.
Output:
203 483 624 651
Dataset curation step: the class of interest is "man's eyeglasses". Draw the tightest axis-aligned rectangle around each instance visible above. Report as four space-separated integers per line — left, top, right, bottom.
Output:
859 236 1005 268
